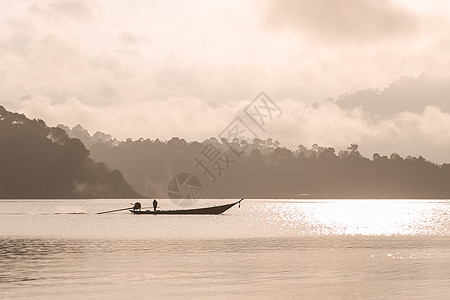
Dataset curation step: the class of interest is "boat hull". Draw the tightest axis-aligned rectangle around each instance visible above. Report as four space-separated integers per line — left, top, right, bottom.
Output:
129 199 243 215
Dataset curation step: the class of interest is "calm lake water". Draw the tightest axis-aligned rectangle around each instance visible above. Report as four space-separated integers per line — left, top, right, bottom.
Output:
1 199 450 299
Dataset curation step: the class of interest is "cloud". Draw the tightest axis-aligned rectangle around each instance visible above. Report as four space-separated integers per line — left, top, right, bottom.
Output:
2 0 450 164
15 95 240 142
337 70 450 116
267 100 450 163
0 30 32 54
1 0 448 104
261 0 419 43
117 32 141 45
15 93 450 164
28 0 101 25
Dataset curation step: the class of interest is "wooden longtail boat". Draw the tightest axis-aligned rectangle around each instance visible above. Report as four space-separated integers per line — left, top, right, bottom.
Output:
129 198 244 215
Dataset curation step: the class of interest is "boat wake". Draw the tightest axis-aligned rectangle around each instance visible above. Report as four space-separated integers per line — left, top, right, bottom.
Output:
1 212 88 215
54 212 88 215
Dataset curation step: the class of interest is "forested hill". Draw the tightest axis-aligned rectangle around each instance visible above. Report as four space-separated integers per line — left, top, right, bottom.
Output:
64 123 450 199
0 107 141 199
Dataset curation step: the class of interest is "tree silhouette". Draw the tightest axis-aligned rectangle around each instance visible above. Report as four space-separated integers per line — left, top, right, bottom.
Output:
60 124 450 199
0 106 141 199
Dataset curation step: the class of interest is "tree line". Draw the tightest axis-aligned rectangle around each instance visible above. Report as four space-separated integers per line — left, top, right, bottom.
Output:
3 104 449 200
0 106 141 199
82 132 450 199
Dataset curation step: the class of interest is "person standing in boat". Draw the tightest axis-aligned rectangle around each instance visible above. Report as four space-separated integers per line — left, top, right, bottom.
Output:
153 199 158 212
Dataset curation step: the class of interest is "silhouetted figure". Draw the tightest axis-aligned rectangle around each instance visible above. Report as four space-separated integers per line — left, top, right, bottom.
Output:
133 202 141 211
153 199 158 211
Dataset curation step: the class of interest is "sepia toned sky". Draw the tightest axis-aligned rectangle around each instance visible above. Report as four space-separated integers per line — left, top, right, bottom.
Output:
1 0 450 162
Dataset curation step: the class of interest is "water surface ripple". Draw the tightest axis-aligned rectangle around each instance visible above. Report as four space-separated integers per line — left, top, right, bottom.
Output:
1 199 450 299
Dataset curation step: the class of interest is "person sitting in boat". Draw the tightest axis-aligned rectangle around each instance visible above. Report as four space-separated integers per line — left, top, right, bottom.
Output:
133 202 141 211
153 199 158 212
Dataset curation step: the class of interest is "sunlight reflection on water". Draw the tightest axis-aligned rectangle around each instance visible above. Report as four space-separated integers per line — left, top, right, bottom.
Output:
0 199 450 238
258 200 450 236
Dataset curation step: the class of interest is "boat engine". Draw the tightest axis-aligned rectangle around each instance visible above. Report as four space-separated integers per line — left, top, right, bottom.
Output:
132 202 142 210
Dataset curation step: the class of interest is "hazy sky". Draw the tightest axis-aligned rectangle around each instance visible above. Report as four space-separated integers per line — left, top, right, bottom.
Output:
1 0 450 162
